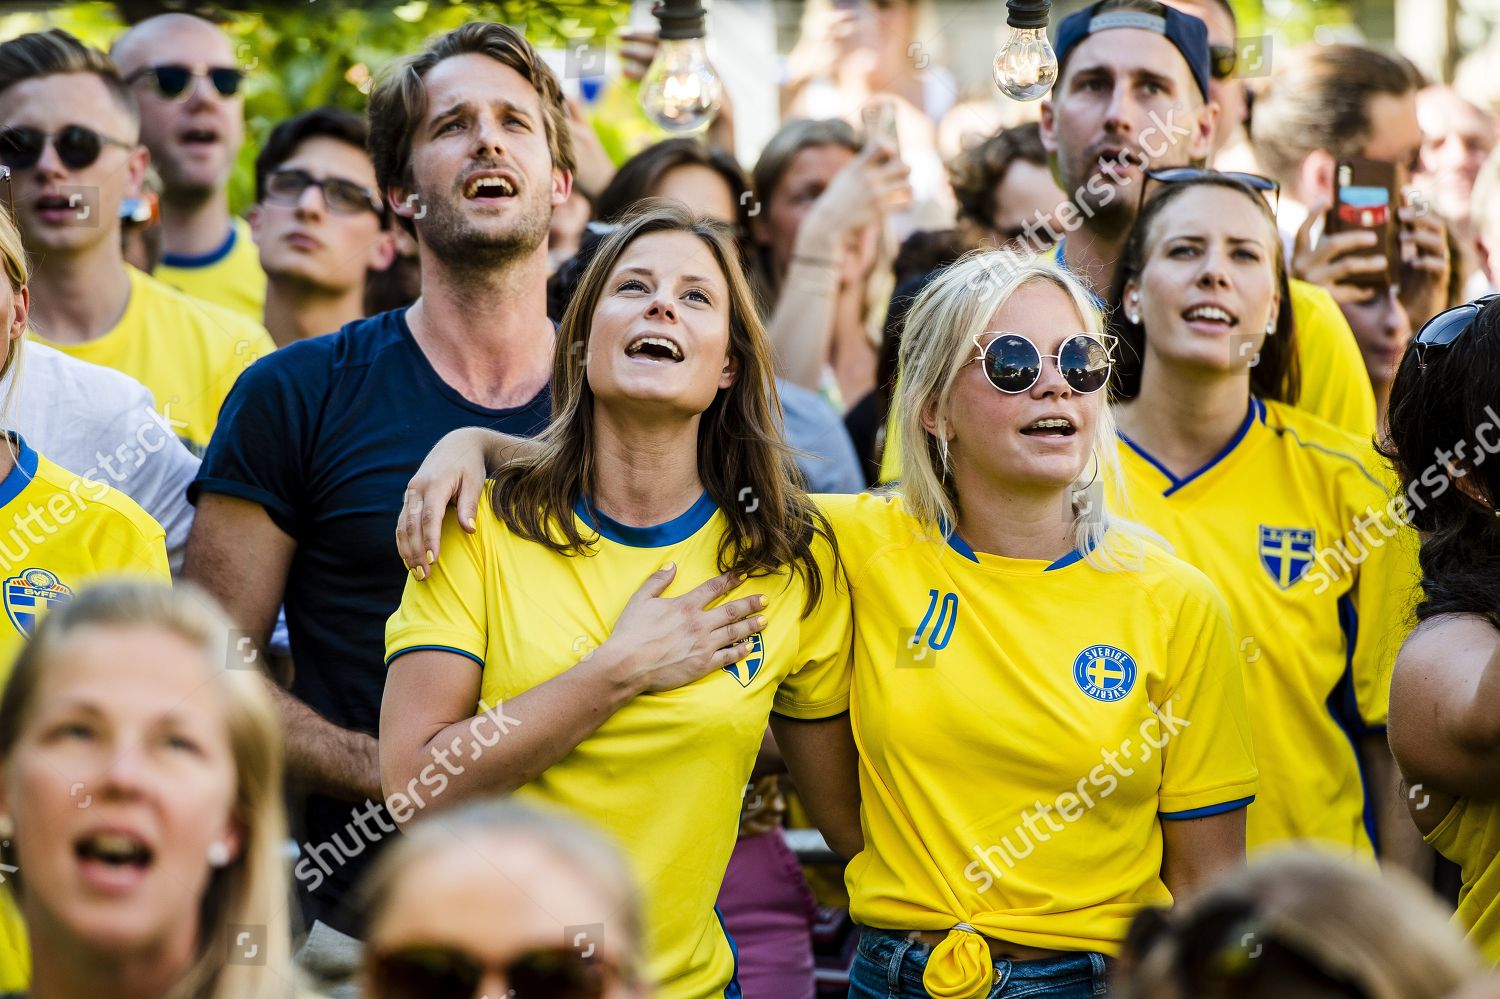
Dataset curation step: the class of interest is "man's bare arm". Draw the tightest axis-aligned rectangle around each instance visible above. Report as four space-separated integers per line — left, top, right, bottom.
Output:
185 492 381 802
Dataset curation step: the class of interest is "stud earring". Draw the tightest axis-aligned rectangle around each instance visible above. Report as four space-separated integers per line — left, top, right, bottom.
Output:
207 840 232 868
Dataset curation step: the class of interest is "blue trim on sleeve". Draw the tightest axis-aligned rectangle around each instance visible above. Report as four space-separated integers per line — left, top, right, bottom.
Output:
385 644 485 668
574 490 716 548
1120 399 1259 497
161 223 237 268
1329 592 1381 853
1160 795 1255 820
715 904 742 999
0 434 39 508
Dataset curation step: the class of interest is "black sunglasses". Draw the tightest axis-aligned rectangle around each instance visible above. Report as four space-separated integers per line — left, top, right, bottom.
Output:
264 168 383 217
369 944 615 999
127 64 243 102
970 332 1115 395
0 125 134 171
1209 43 1237 80
1413 295 1498 368
1138 167 1280 217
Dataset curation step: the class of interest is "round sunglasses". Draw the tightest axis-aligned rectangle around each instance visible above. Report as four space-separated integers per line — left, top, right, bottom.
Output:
0 125 134 171
969 332 1115 395
126 64 243 102
369 944 618 999
264 167 383 217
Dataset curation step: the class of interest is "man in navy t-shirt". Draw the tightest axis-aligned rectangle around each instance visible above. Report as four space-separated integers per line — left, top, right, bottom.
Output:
185 21 574 981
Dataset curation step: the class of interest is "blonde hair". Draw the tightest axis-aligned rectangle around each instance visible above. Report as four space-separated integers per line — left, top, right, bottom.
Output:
894 251 1147 570
0 580 295 999
0 200 27 441
1121 849 1481 999
359 800 646 986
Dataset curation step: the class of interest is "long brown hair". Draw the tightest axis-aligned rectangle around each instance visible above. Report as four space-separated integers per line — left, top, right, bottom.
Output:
1107 175 1301 405
490 200 834 613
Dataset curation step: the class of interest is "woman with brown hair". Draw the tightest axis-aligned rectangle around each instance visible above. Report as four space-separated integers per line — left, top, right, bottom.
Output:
0 580 295 999
380 202 861 999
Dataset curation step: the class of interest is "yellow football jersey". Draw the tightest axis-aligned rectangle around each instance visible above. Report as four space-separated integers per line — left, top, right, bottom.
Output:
154 217 268 322
0 435 170 993
1286 278 1378 441
30 266 274 455
823 492 1256 958
1116 398 1418 855
1426 797 1500 961
387 486 852 999
876 273 1376 484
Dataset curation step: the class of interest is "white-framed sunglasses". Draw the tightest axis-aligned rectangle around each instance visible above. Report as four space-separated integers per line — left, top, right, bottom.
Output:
967 331 1116 394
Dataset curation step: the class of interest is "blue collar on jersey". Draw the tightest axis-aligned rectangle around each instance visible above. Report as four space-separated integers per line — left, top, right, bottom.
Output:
161 221 238 269
1120 397 1267 497
0 433 38 507
942 517 1093 570
574 490 717 548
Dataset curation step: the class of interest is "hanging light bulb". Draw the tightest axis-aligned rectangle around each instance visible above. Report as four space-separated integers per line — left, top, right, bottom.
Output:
640 0 723 132
993 0 1057 102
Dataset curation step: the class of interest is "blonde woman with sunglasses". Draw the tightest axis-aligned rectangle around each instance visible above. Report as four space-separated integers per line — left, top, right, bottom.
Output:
397 253 1256 999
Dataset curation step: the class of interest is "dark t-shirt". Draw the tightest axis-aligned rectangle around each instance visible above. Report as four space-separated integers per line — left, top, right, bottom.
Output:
191 308 550 935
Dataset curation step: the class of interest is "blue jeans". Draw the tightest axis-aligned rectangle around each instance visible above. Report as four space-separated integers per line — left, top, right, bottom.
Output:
847 928 1109 999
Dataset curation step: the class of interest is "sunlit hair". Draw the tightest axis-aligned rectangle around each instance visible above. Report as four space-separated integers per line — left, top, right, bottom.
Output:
1107 174 1300 405
490 200 834 614
358 800 646 986
895 252 1148 570
0 202 27 442
0 580 294 999
1120 849 1480 999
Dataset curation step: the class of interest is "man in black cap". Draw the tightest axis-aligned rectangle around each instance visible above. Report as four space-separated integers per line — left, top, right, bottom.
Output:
1036 0 1378 438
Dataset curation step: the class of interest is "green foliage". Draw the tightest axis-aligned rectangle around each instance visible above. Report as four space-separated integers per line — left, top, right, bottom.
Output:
0 1 634 212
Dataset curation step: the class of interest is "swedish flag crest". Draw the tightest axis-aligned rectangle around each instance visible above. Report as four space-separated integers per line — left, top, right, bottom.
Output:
723 631 764 688
5 568 73 639
1258 526 1316 589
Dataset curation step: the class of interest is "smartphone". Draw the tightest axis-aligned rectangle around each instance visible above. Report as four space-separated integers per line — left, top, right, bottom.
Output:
861 99 900 156
1327 156 1402 289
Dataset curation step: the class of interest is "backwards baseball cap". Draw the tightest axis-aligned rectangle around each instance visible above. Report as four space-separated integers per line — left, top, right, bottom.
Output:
1054 1 1212 102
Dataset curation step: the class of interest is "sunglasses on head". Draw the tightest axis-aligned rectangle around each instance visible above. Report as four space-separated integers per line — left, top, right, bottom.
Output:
1138 167 1280 216
969 331 1115 395
369 944 617 999
264 167 383 217
126 64 243 102
1413 294 1498 368
1209 43 1237 80
0 124 134 171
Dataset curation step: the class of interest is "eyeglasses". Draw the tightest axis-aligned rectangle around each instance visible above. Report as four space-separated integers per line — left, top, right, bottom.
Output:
126 64 243 102
1137 167 1280 217
1413 294 1498 368
264 168 383 217
0 166 12 225
0 125 134 171
1209 43 1238 80
368 944 617 999
969 332 1115 395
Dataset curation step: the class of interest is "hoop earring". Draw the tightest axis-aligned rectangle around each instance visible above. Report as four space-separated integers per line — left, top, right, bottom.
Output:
1074 452 1100 493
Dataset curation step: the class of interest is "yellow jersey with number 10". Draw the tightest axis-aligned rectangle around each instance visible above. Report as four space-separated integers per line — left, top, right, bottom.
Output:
1116 398 1418 855
387 485 852 999
823 492 1257 956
